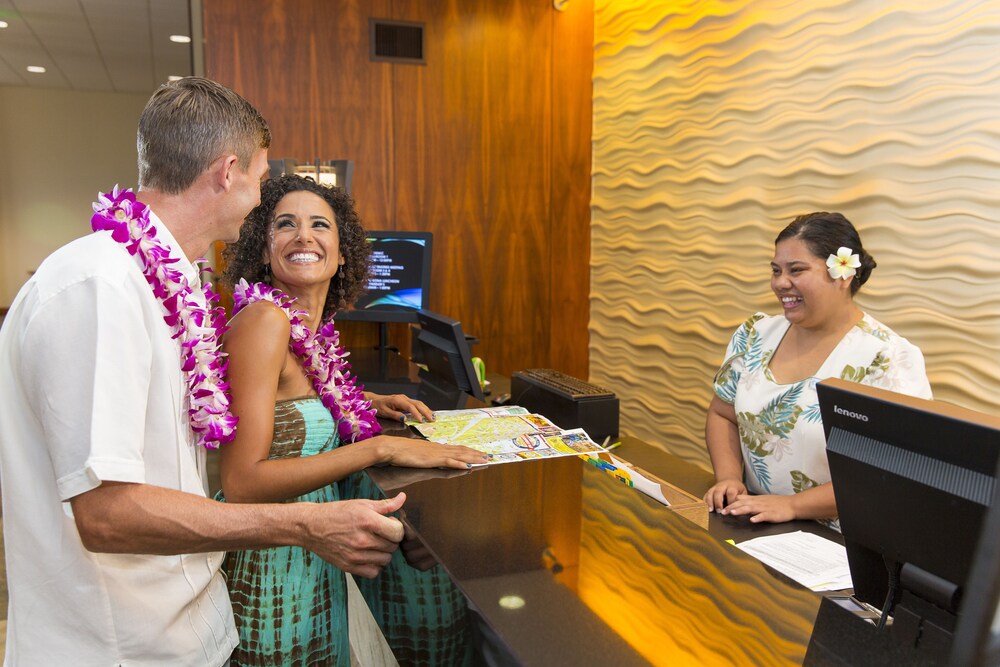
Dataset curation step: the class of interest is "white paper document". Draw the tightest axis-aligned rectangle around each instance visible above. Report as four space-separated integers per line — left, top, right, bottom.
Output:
606 454 671 505
735 530 853 592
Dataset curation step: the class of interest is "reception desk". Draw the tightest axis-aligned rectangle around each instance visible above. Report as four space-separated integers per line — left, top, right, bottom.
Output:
349 349 833 665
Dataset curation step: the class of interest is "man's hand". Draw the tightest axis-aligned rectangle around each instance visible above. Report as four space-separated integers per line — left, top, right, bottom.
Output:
69 483 410 576
399 518 438 571
303 493 407 578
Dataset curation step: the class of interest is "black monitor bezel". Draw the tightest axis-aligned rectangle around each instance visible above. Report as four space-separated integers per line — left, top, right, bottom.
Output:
335 231 433 324
415 309 484 402
817 378 1000 657
950 451 1000 665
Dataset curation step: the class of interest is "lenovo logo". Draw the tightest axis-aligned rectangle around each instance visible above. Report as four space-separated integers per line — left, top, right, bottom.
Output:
834 405 869 422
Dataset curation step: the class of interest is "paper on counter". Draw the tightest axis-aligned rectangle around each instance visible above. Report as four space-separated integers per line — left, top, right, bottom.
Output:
409 407 605 465
588 452 670 506
735 531 853 592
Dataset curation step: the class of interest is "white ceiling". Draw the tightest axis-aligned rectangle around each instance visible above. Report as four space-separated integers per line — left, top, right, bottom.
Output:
0 0 193 93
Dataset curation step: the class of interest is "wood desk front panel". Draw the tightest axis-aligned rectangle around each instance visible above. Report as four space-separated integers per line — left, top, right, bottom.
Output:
356 352 822 664
369 458 820 665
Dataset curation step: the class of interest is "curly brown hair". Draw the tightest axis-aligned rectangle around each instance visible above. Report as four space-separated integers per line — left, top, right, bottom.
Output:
222 174 371 320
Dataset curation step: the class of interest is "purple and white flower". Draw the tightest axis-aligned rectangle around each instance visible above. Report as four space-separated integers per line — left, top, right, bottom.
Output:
92 186 237 449
232 279 380 442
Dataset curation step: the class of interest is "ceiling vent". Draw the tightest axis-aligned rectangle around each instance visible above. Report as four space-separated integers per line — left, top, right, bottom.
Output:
370 19 425 64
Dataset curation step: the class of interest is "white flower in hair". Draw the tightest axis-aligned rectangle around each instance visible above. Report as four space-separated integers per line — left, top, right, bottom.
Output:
827 246 861 280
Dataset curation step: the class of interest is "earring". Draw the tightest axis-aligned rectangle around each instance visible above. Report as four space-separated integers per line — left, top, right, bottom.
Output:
263 263 271 283
336 265 346 308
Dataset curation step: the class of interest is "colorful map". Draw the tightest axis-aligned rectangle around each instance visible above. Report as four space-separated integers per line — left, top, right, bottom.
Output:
407 406 605 464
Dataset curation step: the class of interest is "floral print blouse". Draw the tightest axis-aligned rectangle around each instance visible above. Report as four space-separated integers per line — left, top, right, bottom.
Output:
713 312 932 505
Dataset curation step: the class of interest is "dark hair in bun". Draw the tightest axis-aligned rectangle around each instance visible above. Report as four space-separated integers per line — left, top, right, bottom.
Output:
775 211 876 294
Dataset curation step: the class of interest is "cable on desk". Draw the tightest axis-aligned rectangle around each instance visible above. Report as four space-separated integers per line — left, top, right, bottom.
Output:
876 560 901 631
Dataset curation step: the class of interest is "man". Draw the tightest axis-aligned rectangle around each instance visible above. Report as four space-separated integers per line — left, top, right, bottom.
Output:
0 77 405 665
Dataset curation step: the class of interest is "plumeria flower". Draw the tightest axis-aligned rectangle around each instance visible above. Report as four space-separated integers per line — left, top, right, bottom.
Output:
827 246 861 280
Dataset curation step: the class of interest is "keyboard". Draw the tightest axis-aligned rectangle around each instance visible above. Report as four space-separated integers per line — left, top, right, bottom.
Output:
514 368 614 401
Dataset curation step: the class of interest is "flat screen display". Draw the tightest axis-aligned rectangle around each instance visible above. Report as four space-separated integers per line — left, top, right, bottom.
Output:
818 377 1000 662
337 231 432 323
416 309 485 402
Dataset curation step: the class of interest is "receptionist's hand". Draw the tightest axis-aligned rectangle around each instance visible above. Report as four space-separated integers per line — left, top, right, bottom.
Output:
704 479 747 513
367 393 435 423
720 493 796 524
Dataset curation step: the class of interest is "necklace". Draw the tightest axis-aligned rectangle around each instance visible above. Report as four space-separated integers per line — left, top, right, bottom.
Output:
232 279 381 443
91 186 238 449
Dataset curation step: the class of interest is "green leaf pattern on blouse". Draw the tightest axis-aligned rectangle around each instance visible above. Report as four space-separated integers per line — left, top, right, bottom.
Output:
840 351 890 384
712 312 931 510
791 470 821 493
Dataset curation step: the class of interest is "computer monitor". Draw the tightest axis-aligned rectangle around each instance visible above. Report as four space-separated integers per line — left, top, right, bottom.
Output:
336 231 433 324
950 461 1000 666
817 378 1000 661
415 309 484 402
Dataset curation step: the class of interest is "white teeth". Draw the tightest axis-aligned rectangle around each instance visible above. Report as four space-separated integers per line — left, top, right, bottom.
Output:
288 252 320 263
781 296 801 303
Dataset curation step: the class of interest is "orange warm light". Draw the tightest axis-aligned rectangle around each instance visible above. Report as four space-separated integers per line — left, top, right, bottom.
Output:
575 472 816 665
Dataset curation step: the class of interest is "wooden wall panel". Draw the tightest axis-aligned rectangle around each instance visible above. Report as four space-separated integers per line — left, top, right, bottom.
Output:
550 0 594 379
388 2 492 357
203 0 592 380
204 0 393 228
390 1 554 374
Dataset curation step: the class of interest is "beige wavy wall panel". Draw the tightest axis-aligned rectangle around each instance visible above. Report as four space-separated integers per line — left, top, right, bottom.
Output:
591 0 1000 468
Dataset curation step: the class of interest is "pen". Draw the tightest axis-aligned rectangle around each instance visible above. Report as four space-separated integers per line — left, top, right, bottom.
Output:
606 440 622 451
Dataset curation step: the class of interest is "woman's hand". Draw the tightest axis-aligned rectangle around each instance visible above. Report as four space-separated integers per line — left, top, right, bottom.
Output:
719 493 796 524
375 435 488 469
368 393 435 423
703 479 747 513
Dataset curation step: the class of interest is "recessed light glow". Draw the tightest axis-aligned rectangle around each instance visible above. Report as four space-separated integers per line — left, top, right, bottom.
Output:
169 34 191 44
168 75 183 82
0 20 9 29
26 65 46 74
498 595 525 610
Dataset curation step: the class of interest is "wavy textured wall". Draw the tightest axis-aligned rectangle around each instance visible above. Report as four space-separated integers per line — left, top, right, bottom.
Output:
591 0 1000 468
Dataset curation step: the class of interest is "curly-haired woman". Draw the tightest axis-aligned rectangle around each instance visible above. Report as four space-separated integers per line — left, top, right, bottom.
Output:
219 175 483 666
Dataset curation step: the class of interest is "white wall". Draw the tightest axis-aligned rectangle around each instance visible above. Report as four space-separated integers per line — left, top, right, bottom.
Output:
0 86 149 306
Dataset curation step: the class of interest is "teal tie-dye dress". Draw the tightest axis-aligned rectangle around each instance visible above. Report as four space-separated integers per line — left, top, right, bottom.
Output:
221 397 475 667
222 398 350 666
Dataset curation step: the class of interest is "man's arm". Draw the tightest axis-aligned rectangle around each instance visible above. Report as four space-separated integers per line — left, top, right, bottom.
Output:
70 482 406 578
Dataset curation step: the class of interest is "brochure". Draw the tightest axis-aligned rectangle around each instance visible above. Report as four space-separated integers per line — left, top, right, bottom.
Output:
407 406 605 464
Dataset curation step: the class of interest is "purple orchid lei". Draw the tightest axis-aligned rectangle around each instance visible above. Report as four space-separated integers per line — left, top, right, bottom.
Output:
232 279 381 443
91 186 238 449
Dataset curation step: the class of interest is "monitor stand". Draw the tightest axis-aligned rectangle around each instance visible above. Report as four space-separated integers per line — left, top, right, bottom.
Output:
804 597 942 666
374 321 398 353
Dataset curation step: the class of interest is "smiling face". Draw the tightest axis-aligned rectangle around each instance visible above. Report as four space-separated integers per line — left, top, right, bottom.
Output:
265 190 343 293
770 237 853 328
